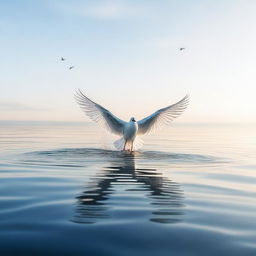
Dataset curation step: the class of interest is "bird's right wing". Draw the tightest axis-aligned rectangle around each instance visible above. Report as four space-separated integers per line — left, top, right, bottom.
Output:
137 95 189 135
74 89 126 136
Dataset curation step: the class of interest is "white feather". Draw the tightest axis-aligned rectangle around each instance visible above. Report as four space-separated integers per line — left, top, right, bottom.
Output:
137 95 189 135
114 136 144 151
74 89 126 136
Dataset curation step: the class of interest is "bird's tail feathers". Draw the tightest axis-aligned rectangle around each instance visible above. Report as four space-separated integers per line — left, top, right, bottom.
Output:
114 137 144 151
114 137 125 151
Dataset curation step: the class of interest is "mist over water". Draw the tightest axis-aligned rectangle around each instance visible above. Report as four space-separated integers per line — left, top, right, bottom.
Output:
0 122 256 255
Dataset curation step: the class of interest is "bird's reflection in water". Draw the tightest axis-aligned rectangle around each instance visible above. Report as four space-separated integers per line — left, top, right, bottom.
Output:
72 153 184 224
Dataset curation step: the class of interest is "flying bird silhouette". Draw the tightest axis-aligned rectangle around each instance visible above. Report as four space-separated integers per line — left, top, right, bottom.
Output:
75 89 189 151
179 48 185 51
61 57 65 61
69 66 74 70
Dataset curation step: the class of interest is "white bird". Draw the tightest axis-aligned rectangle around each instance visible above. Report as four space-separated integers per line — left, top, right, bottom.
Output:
75 89 189 152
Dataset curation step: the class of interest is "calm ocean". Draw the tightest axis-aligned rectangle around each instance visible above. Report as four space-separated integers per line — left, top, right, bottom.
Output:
0 121 255 255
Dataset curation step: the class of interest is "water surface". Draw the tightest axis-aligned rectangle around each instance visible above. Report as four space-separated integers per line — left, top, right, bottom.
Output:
0 122 256 255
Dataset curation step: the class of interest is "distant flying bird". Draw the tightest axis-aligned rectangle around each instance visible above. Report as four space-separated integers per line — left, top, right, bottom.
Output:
179 48 185 51
75 89 189 152
69 66 74 70
61 57 65 61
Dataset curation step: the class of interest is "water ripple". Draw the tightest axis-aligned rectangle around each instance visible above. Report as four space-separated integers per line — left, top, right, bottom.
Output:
7 147 226 169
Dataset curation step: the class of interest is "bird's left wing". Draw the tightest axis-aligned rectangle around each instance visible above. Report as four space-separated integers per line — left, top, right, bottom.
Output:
75 89 126 135
137 95 189 135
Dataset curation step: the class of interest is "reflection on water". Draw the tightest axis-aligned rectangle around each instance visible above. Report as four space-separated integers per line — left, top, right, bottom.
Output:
9 148 189 226
7 147 223 227
72 154 184 224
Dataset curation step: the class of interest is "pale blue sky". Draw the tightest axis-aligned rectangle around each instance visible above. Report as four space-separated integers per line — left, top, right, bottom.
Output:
1 0 256 123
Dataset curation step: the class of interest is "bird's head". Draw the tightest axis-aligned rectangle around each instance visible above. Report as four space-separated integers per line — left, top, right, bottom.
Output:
130 117 136 122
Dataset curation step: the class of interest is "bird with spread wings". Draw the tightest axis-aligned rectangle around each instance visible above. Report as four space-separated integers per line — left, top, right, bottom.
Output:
75 89 189 151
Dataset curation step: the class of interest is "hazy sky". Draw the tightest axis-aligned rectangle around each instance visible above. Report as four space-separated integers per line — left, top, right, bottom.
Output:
1 0 256 123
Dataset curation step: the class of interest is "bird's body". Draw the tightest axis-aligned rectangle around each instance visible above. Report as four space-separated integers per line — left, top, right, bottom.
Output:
122 118 138 151
124 118 138 141
75 90 189 152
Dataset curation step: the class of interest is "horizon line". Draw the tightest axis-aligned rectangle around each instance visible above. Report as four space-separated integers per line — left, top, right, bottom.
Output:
0 120 255 126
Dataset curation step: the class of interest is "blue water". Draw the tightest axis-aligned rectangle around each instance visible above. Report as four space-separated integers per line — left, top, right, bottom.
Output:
0 122 256 255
